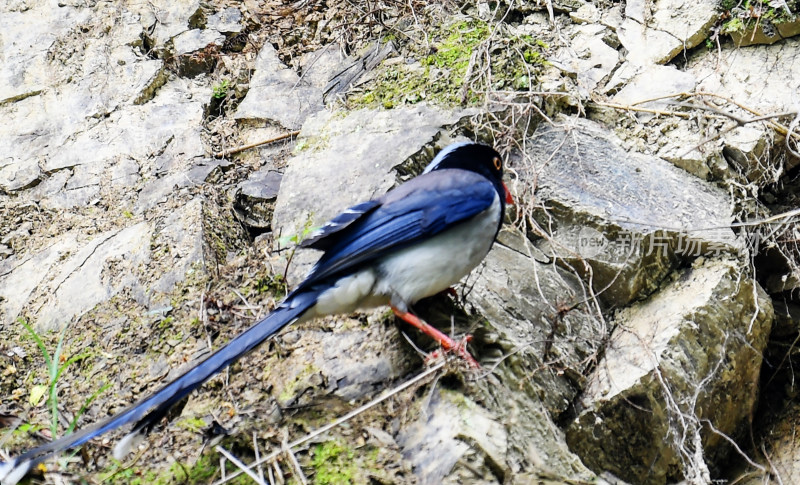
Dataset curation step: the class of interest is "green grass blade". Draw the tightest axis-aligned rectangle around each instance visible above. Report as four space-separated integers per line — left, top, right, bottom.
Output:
66 382 111 435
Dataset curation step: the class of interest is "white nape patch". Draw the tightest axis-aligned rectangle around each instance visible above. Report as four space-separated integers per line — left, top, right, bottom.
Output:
314 269 378 316
0 460 29 485
423 142 472 174
113 431 145 461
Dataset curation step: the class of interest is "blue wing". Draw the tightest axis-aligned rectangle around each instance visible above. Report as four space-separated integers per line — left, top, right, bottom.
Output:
300 200 381 251
297 169 498 289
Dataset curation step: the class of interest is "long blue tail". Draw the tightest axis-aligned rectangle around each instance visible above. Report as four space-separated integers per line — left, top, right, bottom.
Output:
0 289 321 485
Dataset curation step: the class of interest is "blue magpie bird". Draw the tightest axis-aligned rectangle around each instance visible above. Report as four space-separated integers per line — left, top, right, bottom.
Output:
0 142 513 484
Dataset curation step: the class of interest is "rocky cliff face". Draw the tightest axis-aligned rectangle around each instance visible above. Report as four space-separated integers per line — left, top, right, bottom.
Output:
1 1 799 484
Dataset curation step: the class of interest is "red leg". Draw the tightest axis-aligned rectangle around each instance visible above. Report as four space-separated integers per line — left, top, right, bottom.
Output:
391 307 479 368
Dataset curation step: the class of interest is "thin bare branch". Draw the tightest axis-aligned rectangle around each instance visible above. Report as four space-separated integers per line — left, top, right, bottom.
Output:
211 362 446 485
213 131 300 158
216 445 268 485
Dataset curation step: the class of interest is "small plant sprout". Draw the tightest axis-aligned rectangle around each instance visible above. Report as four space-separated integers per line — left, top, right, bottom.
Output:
212 79 230 99
18 318 109 439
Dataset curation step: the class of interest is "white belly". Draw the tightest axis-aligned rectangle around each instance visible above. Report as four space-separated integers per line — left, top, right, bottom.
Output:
308 194 501 317
374 194 501 308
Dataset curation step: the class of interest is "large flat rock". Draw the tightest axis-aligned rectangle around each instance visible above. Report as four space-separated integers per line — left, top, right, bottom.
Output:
234 43 326 130
469 229 603 416
0 199 209 331
0 3 91 104
528 119 737 304
272 105 477 243
619 0 718 66
566 258 773 483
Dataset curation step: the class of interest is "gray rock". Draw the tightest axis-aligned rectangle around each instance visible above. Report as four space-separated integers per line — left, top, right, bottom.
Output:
396 390 508 485
1 195 212 331
0 2 168 187
650 0 719 48
272 105 478 245
607 29 800 188
321 42 396 101
149 198 208 294
298 44 349 90
29 223 152 331
0 159 41 193
722 125 774 184
235 169 283 229
0 234 80 327
624 0 646 23
173 29 224 56
566 258 773 483
469 230 604 415
618 18 683 66
618 0 718 66
132 0 202 52
234 43 325 130
689 39 800 116
259 311 412 407
569 4 600 24
0 4 91 105
551 24 619 96
8 77 209 211
656 120 727 181
207 7 243 34
528 119 736 304
109 158 140 187
172 29 225 77
0 52 164 170
612 65 697 115
239 169 283 201
136 159 229 212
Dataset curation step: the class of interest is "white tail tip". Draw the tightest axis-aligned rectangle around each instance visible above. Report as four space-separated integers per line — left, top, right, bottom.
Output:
113 431 145 461
0 459 30 485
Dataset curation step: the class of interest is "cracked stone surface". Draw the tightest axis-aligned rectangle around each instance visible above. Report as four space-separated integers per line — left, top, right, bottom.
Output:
552 24 619 96
234 42 327 130
131 0 202 52
0 0 797 483
526 119 737 305
567 258 773 484
271 105 479 244
619 0 718 66
688 36 800 124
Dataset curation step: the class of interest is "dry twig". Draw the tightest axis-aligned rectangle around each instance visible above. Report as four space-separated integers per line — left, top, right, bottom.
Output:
213 131 300 158
211 361 446 485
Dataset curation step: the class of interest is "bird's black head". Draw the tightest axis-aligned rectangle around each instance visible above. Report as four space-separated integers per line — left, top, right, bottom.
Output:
424 142 513 205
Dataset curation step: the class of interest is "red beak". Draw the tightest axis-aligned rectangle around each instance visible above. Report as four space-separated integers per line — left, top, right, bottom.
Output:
502 182 514 205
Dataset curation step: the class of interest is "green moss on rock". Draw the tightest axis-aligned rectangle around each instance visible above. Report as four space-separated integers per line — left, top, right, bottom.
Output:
350 18 549 109
312 440 357 485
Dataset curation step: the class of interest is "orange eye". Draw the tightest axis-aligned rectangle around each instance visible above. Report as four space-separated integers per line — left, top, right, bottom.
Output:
493 156 502 170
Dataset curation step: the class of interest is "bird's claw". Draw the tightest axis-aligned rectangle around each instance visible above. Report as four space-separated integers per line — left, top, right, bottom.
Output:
391 307 480 368
425 334 480 369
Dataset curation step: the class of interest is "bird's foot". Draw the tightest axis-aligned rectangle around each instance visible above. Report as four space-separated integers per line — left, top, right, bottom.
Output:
392 307 480 368
424 335 479 368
